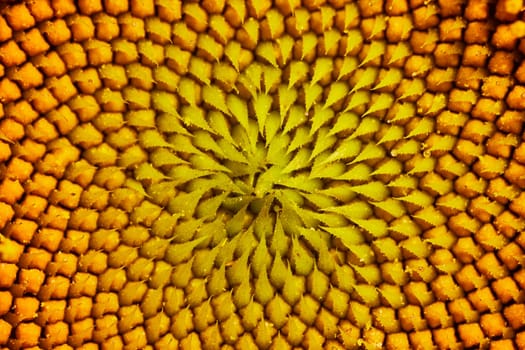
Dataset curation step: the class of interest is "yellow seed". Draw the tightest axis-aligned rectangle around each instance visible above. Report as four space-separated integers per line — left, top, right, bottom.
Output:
310 57 332 86
197 33 224 62
238 18 260 49
164 237 208 266
397 80 425 101
277 87 295 121
226 247 251 287
341 29 362 56
226 94 249 133
399 189 435 208
306 264 329 301
262 9 284 40
405 158 435 179
177 77 200 106
230 276 251 311
183 278 207 308
222 41 243 73
280 269 304 306
154 66 180 92
361 40 386 67
255 41 277 67
265 295 290 330
261 66 280 95
371 159 403 177
240 299 263 331
254 267 274 305
390 218 421 240
254 319 276 349
69 123 103 149
294 295 321 328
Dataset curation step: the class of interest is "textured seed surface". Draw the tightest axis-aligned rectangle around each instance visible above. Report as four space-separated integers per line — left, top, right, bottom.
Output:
1 0 525 349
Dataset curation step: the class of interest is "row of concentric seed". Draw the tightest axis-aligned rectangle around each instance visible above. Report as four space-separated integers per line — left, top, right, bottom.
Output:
1 0 525 349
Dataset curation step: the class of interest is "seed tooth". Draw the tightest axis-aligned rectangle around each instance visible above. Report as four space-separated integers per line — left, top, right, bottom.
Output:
282 268 305 306
118 281 148 307
154 333 178 350
261 245 284 287
254 265 274 305
317 243 338 273
315 308 339 340
413 206 447 228
323 81 348 110
162 286 184 318
265 294 291 329
321 28 341 55
170 308 194 340
352 262 382 285
423 226 456 250
144 311 170 344
252 234 273 277
210 292 236 323
186 277 209 308
435 192 467 215
148 260 172 289
207 262 229 297
351 67 379 94
310 105 335 136
341 29 363 56
239 299 264 332
237 17 259 50
373 198 406 218
140 287 163 319
278 85 297 121
164 236 208 266
309 128 337 161
169 257 193 289
331 263 356 294
429 249 462 275
306 264 329 302
278 315 304 346
253 318 276 349
197 33 224 62
473 154 508 179
235 333 257 349
200 323 223 349
299 84 320 114
177 77 200 106
348 301 373 332
287 61 310 91
289 235 314 276
226 243 251 287
193 299 215 333
232 273 252 309
298 32 316 61
361 40 386 67
324 201 370 225
310 57 332 86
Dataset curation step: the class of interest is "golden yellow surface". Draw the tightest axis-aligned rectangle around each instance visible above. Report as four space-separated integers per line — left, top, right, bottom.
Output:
0 0 525 349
